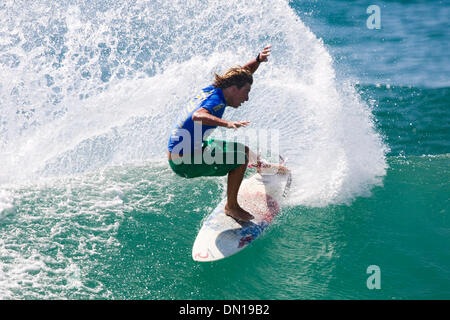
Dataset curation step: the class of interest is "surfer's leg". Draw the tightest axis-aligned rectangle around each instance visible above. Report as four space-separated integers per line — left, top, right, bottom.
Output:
224 146 254 222
247 148 260 166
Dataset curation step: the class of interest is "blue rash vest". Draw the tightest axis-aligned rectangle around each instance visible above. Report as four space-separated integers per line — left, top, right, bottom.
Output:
168 85 227 155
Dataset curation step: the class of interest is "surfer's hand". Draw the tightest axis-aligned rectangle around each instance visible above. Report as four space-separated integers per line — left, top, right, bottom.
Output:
258 45 271 62
227 121 249 129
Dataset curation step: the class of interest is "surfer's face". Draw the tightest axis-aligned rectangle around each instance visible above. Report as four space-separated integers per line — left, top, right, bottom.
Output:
229 83 251 108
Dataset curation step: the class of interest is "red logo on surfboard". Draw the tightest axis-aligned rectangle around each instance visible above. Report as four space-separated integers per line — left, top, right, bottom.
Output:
238 235 254 248
194 252 209 260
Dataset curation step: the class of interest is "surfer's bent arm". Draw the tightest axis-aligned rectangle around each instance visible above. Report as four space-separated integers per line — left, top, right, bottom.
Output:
192 108 248 129
243 45 271 74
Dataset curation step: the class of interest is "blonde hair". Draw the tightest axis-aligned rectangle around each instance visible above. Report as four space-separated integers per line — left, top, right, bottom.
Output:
213 66 253 89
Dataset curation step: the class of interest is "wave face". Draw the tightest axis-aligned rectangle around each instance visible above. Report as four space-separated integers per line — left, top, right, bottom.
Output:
0 0 387 207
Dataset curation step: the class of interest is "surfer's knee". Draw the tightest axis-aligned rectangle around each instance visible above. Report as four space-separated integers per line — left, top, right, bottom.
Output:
233 142 249 166
234 146 249 171
235 146 249 171
242 145 249 166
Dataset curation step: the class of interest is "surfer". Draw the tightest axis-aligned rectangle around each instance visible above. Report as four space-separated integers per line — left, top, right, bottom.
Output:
168 46 274 222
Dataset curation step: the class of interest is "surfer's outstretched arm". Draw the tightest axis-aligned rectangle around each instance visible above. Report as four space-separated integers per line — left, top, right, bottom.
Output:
243 45 271 74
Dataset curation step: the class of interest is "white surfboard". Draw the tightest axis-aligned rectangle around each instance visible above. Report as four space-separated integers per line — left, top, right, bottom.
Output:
192 166 292 262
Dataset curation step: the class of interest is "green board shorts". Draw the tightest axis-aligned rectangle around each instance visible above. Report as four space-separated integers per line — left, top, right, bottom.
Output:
168 139 248 178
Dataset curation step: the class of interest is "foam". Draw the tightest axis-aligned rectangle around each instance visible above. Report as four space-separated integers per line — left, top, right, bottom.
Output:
0 0 387 206
0 172 128 299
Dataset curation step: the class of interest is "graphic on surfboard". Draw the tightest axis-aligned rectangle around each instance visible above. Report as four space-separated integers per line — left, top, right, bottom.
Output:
192 161 291 262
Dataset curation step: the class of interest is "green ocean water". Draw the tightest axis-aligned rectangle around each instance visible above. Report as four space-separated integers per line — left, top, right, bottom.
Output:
1 154 448 299
102 154 450 300
1 0 449 299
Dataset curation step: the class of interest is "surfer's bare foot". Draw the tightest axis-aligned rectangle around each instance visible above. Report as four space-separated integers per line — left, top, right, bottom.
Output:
224 203 254 222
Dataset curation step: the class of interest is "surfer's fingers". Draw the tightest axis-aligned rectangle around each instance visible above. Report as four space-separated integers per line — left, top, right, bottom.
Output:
235 121 249 127
261 45 271 55
260 52 270 62
229 121 243 129
256 46 271 62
